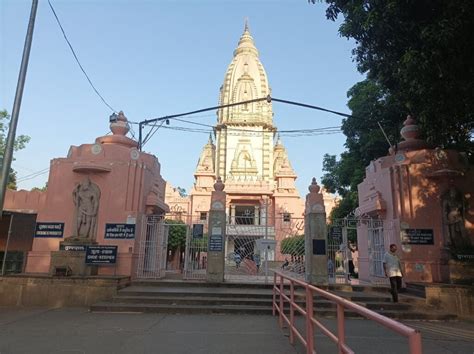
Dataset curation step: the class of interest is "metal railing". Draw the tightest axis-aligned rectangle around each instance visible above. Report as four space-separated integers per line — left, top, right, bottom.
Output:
272 271 422 354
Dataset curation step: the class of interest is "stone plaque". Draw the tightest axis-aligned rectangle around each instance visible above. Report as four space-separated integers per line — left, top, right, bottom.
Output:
35 222 64 238
312 239 326 255
402 229 434 245
104 223 136 239
85 245 117 264
209 235 223 252
192 224 204 239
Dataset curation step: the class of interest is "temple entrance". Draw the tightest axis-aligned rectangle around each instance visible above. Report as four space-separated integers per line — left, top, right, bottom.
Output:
327 214 392 285
224 214 268 282
136 214 168 279
367 219 392 283
183 216 208 280
224 213 306 283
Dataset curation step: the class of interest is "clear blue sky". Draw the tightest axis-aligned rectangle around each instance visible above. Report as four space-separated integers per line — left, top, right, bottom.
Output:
1 0 363 196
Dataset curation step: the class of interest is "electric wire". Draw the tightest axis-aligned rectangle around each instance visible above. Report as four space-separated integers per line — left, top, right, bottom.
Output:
48 0 116 113
143 120 166 146
16 168 50 182
156 117 341 135
159 124 342 137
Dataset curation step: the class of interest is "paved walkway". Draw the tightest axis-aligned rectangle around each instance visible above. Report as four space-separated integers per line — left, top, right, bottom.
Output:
0 307 472 354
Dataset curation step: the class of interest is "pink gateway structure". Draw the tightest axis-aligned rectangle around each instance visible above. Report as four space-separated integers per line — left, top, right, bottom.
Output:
357 116 473 284
4 112 168 276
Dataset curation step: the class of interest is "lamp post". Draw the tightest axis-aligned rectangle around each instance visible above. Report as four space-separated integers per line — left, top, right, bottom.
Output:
0 0 38 219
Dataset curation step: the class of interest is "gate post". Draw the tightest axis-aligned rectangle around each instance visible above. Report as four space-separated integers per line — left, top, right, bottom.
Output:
206 177 226 283
304 178 328 285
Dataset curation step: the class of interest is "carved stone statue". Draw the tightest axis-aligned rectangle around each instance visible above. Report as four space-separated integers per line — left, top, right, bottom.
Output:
443 187 471 252
72 178 100 240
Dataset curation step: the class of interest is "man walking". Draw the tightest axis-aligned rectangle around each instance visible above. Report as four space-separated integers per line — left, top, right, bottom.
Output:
383 244 404 303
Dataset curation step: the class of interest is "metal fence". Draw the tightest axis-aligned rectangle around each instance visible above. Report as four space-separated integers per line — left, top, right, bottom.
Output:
136 214 168 279
182 214 208 280
273 271 422 354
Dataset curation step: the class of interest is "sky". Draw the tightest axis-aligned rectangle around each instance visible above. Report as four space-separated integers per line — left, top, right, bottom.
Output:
1 0 364 196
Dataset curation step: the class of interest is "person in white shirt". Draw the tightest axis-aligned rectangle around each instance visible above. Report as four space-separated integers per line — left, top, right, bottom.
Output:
383 244 404 302
339 243 356 280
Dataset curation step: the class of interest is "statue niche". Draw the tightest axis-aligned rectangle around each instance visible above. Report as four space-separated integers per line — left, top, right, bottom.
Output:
230 141 258 177
442 187 472 254
72 177 101 240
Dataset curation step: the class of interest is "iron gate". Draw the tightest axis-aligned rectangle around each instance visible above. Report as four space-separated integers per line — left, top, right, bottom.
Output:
183 215 208 280
327 213 393 285
136 214 168 279
223 214 306 283
368 219 393 284
224 214 271 282
274 217 306 280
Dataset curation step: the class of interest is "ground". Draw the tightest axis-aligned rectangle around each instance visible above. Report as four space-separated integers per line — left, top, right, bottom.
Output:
0 307 472 353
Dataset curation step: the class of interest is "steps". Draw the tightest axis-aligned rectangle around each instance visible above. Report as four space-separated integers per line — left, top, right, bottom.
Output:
90 280 457 320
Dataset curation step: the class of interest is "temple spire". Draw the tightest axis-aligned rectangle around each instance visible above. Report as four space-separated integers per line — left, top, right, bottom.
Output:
244 17 249 32
234 19 258 57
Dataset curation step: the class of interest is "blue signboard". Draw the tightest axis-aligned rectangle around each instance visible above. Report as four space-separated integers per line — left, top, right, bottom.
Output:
403 229 434 245
192 224 204 239
85 245 117 264
209 235 223 252
104 223 136 239
35 222 64 238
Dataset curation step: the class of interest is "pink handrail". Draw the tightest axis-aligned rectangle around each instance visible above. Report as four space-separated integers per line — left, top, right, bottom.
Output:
273 271 422 354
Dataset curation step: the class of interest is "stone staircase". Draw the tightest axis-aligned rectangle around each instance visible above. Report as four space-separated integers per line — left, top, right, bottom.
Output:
90 280 457 320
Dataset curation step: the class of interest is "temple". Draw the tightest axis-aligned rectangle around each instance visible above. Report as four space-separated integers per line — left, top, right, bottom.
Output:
165 24 336 265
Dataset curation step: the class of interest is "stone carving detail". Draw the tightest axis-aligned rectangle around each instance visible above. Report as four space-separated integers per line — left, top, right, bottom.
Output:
72 178 100 239
230 139 258 176
442 187 471 253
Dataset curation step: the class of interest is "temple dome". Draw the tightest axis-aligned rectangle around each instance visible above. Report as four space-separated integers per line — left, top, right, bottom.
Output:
217 22 273 125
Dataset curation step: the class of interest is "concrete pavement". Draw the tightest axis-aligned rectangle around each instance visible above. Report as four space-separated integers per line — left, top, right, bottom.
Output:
0 307 472 354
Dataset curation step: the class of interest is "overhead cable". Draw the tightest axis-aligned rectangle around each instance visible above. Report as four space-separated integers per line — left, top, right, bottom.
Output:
48 0 116 112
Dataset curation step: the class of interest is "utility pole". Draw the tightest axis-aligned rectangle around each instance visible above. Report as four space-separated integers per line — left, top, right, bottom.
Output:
0 0 39 219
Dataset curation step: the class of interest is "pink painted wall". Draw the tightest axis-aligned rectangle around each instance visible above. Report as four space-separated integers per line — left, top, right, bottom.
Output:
8 113 170 276
358 136 473 284
4 189 46 213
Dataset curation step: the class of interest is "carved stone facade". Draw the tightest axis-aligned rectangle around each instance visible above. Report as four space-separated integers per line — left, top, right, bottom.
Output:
165 24 338 256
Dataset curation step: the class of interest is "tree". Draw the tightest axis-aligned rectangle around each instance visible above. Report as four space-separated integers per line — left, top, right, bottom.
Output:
32 182 48 192
176 187 187 197
280 235 305 259
0 110 31 190
322 79 405 218
165 219 187 252
316 1 474 217
323 0 474 152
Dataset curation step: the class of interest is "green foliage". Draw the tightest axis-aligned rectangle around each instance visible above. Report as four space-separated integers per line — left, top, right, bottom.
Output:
319 1 474 217
322 80 405 218
0 110 31 190
31 182 48 192
192 233 208 251
280 235 305 256
325 0 474 153
165 219 187 251
176 187 187 197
